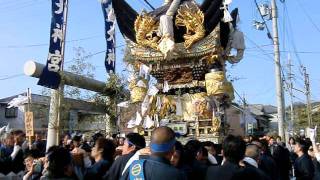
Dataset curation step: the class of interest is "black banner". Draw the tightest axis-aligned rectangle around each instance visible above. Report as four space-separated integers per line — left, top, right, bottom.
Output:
101 0 116 73
38 0 66 89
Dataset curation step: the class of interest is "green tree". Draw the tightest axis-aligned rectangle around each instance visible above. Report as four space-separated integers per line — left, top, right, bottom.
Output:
93 74 130 134
64 47 96 100
40 46 96 100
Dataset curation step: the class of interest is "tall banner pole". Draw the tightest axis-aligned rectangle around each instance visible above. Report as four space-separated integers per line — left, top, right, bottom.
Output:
46 0 69 151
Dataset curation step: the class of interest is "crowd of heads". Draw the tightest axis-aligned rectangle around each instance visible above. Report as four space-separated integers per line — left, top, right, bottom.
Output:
0 127 319 180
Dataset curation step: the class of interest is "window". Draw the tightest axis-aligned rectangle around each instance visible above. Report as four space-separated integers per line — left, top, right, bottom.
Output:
5 107 18 118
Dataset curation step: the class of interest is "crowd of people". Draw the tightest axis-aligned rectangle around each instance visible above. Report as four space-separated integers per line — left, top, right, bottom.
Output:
0 127 320 180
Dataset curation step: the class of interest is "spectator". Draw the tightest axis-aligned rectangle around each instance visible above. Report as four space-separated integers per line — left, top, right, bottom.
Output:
46 146 75 179
239 144 271 180
32 133 46 157
170 141 184 168
104 133 145 180
71 134 91 169
205 135 246 180
288 137 296 152
184 140 208 179
11 130 25 173
84 138 115 180
62 134 72 150
196 146 210 166
308 146 320 179
272 142 291 180
258 139 279 180
276 136 282 144
0 133 14 174
23 149 43 180
202 141 218 165
121 126 186 180
294 138 314 180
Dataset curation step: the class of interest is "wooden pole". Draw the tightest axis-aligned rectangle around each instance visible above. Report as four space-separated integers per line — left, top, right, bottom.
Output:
24 61 108 94
45 0 69 150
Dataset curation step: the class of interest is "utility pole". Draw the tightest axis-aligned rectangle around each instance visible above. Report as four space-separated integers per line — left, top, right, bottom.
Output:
287 54 294 131
271 0 285 139
46 0 69 151
302 67 312 127
242 94 249 135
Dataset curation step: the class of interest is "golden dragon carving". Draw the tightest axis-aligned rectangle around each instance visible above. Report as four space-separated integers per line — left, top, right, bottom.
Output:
134 13 159 50
134 1 206 51
175 2 206 49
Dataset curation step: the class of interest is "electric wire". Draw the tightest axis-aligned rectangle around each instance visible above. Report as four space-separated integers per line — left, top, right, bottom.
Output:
0 74 25 81
253 0 274 41
0 35 104 49
295 0 320 34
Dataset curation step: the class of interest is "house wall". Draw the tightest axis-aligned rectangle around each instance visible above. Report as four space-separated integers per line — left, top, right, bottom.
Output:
78 114 106 132
268 113 278 133
226 107 245 136
0 103 50 132
0 104 25 129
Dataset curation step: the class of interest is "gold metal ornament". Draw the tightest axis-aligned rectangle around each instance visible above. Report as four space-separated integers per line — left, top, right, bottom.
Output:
175 2 206 49
134 13 160 50
130 87 147 103
224 81 235 101
205 72 226 96
211 116 221 134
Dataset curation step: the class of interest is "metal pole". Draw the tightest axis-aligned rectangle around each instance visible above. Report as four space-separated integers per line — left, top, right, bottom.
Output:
287 55 294 131
303 67 312 127
46 0 69 151
271 0 285 139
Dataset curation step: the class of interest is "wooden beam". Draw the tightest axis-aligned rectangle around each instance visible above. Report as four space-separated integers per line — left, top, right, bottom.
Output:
24 61 114 94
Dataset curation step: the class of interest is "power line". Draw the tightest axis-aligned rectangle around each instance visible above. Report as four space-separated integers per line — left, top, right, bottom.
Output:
0 0 29 7
253 0 273 41
0 0 46 14
283 3 304 68
244 35 290 90
0 73 24 81
137 0 152 10
143 0 155 10
64 44 125 64
0 35 104 49
295 0 320 34
0 44 125 80
246 44 273 49
246 49 320 54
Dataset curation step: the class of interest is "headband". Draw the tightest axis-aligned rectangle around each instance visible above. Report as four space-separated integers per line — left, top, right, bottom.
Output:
150 139 176 152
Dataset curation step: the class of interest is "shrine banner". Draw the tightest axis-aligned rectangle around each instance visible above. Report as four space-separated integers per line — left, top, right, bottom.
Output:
38 0 66 89
101 0 116 73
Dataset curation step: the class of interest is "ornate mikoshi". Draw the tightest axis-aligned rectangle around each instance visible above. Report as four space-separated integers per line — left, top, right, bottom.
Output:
112 0 245 140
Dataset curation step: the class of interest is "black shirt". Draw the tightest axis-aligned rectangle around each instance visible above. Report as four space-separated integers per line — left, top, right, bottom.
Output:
294 154 315 180
104 152 136 180
205 160 240 180
121 156 186 180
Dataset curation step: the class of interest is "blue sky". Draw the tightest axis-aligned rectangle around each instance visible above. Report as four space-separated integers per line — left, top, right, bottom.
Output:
0 0 319 106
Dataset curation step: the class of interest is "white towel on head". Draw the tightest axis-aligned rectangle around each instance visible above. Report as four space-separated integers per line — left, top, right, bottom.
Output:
243 157 258 168
208 153 218 165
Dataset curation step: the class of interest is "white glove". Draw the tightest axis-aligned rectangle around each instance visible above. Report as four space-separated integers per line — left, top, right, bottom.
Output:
309 127 317 143
11 145 21 159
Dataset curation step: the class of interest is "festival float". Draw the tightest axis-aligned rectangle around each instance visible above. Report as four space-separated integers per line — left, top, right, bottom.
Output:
112 0 245 142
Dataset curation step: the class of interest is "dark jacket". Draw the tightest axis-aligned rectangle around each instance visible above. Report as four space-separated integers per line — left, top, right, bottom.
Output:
11 148 25 173
259 152 279 180
121 156 186 180
312 158 320 180
84 159 112 180
232 161 271 180
103 152 136 180
272 144 291 180
294 154 315 180
205 160 240 180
